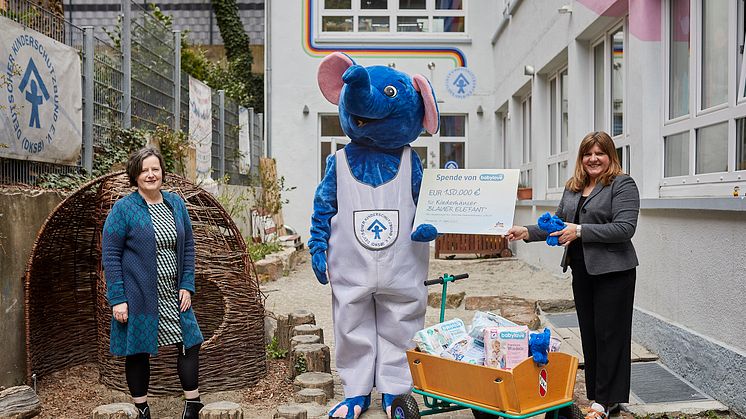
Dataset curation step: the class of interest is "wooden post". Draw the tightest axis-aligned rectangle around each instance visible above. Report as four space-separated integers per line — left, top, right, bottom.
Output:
274 404 307 419
293 372 335 399
292 324 324 344
294 388 327 405
199 401 244 418
288 343 331 379
276 310 316 352
91 403 138 419
0 386 42 418
290 334 320 350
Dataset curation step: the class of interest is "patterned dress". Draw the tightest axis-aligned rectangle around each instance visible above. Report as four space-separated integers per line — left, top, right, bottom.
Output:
148 202 182 346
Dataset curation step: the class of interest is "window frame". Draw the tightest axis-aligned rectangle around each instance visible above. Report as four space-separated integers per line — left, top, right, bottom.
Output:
520 93 534 188
411 113 469 169
592 20 630 163
317 0 467 37
660 0 746 194
547 67 570 192
319 113 350 180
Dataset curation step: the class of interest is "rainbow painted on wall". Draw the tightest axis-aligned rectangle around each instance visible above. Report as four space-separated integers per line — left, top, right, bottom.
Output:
302 0 467 67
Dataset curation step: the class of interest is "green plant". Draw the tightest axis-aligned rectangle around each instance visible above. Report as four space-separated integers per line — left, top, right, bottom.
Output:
150 125 190 176
294 353 308 375
246 241 283 261
266 336 287 359
249 160 296 217
37 125 188 191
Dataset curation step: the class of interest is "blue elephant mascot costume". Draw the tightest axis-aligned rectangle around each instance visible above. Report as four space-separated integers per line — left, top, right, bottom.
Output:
309 52 440 418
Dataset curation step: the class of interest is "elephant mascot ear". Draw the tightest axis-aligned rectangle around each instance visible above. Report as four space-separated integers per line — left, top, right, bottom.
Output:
413 74 439 134
317 52 354 105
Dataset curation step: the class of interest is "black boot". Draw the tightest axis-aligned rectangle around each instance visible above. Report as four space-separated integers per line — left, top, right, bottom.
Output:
136 405 151 419
181 399 204 419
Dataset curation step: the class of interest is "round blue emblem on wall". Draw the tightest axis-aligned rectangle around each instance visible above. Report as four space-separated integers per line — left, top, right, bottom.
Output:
445 67 476 99
444 160 459 169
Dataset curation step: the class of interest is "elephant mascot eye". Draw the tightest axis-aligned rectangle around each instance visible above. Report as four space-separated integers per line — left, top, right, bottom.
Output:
383 85 398 97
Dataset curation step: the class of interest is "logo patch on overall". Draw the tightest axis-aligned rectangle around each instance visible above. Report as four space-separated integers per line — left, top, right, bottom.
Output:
353 210 399 250
539 369 548 397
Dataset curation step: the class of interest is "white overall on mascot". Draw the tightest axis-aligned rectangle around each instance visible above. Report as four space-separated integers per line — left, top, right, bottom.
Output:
308 52 440 419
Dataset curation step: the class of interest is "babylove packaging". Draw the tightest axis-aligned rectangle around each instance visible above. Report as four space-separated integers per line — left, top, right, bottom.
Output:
484 326 530 370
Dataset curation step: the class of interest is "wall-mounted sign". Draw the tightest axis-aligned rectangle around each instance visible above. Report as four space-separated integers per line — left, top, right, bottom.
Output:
445 67 476 99
0 17 82 164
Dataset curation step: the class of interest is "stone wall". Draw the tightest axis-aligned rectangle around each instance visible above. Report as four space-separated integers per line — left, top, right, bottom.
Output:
0 190 63 387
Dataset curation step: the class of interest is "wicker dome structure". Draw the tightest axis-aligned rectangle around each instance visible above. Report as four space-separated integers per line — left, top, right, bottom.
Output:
24 172 266 394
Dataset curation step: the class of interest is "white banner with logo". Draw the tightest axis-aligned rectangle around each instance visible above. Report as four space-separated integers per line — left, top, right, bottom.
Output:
238 106 250 175
0 17 82 164
188 76 212 184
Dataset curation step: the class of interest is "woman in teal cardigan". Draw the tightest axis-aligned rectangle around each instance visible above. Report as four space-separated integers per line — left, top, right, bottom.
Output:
102 147 204 419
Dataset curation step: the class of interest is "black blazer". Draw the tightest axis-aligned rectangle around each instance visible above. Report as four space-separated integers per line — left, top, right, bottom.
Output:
527 174 640 275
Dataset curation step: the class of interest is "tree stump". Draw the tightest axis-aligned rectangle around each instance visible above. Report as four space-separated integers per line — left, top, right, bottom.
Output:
288 343 331 379
91 403 138 419
273 404 307 419
290 334 320 350
199 401 243 419
293 388 328 405
292 324 324 344
276 310 316 352
293 372 335 399
0 386 41 419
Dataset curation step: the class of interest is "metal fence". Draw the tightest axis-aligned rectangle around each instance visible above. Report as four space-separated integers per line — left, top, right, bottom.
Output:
0 0 263 186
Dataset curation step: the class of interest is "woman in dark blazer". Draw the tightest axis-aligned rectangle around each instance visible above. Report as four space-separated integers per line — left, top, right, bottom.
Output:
507 131 640 419
103 147 204 419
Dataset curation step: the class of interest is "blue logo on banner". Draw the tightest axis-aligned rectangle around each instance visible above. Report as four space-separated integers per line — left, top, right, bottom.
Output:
19 59 50 128
6 33 61 154
444 160 459 169
446 67 476 99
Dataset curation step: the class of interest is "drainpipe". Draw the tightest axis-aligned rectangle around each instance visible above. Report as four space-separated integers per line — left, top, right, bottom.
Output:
264 0 271 157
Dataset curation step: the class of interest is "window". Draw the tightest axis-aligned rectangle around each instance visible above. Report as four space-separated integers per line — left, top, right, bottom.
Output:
522 96 531 164
520 95 533 188
610 27 624 137
695 122 728 174
593 43 605 130
593 25 627 141
669 0 690 119
411 114 467 169
319 114 349 179
700 0 728 110
662 0 746 193
438 114 466 168
664 132 690 177
593 23 630 176
737 118 746 170
319 0 465 34
548 68 569 189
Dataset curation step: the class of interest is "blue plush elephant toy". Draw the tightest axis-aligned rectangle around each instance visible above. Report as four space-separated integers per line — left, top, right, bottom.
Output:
308 52 439 419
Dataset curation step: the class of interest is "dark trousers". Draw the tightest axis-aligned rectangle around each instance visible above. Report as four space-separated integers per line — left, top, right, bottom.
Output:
570 262 636 404
125 343 201 398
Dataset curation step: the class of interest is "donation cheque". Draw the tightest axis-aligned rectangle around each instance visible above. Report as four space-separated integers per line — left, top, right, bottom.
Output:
413 169 519 235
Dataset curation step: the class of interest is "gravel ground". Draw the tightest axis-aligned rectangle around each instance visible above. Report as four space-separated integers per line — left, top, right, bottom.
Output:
261 251 576 418
32 250 735 418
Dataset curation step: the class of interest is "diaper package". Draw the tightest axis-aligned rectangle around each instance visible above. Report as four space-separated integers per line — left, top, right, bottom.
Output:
484 326 530 370
413 318 468 355
549 336 562 352
468 311 517 345
440 336 486 365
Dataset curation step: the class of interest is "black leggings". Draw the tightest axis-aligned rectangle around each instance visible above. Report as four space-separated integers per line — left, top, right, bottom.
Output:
125 343 200 398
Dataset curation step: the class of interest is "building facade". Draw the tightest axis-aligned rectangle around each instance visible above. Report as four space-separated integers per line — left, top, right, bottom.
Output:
63 0 264 46
492 0 745 414
268 0 746 414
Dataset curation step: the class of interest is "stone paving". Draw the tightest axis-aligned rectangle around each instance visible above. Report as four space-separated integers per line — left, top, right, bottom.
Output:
261 251 577 418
